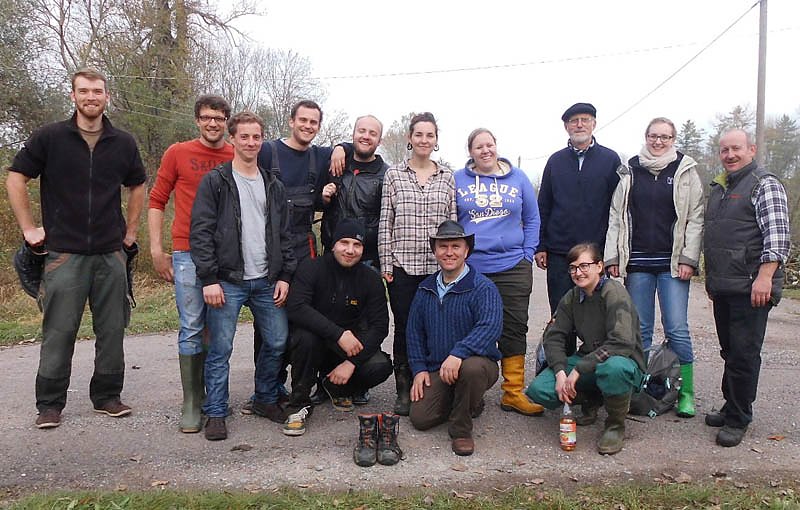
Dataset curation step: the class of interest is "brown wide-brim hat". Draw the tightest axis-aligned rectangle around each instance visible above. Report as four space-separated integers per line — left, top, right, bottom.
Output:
429 220 475 254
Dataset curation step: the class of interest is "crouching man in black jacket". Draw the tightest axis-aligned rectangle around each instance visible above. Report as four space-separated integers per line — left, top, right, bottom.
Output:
190 111 296 441
283 220 393 436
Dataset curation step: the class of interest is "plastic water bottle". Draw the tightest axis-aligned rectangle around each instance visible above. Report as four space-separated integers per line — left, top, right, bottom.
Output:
560 403 576 451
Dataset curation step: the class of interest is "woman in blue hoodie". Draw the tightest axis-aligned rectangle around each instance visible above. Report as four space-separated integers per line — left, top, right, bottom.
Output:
455 128 541 416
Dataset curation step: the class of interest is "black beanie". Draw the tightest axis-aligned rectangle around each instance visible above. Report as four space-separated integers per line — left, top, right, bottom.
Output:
332 219 365 245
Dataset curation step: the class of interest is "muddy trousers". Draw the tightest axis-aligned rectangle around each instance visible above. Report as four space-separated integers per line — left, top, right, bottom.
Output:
409 356 499 439
36 251 129 412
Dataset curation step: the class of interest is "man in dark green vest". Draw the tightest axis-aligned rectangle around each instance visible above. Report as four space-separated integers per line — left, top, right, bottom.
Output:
703 129 790 448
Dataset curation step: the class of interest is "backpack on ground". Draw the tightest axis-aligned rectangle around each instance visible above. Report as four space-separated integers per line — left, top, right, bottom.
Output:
629 342 682 418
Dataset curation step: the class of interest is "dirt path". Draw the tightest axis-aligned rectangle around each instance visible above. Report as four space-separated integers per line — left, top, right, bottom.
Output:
1 271 798 495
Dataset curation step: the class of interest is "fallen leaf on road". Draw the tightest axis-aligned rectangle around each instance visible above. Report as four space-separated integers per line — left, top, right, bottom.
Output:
129 455 142 463
770 480 781 487
734 481 749 489
768 435 785 441
150 480 169 487
297 484 310 489
751 447 763 453
530 478 545 485
451 490 474 499
421 482 432 487
244 484 261 493
712 471 727 478
450 463 467 472
675 472 692 484
231 444 253 452
114 484 128 492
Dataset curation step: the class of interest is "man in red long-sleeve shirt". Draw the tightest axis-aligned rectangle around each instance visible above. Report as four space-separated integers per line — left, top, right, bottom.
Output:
147 95 233 434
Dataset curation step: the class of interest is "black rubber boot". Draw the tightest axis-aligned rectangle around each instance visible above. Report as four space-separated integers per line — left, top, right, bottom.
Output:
393 365 412 416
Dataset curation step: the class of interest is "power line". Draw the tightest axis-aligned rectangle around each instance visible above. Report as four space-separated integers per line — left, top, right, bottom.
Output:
599 1 761 131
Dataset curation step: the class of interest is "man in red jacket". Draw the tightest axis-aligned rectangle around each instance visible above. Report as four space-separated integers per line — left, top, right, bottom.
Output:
148 95 233 434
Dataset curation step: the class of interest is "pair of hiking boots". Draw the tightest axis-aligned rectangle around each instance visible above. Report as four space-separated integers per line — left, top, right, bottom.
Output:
354 413 402 467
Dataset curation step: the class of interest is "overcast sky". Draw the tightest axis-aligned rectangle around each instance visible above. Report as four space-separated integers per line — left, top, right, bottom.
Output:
243 0 798 182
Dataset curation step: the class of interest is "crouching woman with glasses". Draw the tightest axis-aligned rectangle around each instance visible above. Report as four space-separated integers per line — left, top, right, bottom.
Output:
525 243 645 455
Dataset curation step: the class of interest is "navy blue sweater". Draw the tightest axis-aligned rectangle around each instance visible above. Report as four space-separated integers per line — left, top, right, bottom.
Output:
537 143 620 255
406 265 503 376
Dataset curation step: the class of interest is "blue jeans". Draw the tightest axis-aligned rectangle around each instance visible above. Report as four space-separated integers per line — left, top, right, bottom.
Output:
203 278 288 418
173 251 206 356
625 271 693 364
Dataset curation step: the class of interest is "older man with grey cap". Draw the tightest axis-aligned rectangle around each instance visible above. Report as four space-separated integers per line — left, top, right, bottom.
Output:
406 220 503 456
535 103 622 315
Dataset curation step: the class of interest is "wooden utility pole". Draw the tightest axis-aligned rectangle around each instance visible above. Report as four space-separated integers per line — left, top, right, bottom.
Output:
756 0 767 166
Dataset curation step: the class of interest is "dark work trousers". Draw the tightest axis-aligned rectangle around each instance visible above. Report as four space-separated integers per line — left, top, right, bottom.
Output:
387 266 428 367
409 356 499 439
253 238 315 387
712 294 772 429
36 250 129 411
286 327 393 413
486 259 533 358
545 253 574 316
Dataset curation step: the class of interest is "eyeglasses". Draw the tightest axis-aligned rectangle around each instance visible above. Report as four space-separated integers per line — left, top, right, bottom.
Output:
567 261 599 274
646 134 674 142
567 117 594 126
198 115 227 123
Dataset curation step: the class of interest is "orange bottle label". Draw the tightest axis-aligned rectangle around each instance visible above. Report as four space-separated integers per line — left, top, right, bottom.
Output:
560 420 576 449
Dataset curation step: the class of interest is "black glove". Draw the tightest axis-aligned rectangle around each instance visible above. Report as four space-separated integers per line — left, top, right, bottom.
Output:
13 241 47 299
123 242 139 309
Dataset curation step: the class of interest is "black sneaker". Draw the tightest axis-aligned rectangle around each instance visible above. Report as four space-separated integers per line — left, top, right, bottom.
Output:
716 425 747 447
251 401 287 424
353 389 370 406
705 411 725 427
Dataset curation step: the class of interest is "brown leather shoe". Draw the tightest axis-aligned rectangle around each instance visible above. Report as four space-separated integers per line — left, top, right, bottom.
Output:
36 408 61 429
93 399 132 417
204 417 227 441
451 437 474 456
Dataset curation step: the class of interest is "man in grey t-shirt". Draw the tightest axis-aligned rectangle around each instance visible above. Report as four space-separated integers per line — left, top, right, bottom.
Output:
190 111 296 441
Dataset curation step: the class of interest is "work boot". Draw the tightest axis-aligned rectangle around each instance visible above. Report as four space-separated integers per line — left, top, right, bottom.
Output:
377 413 403 466
500 355 544 416
598 392 630 455
178 353 204 433
393 365 412 416
353 414 378 467
676 363 696 418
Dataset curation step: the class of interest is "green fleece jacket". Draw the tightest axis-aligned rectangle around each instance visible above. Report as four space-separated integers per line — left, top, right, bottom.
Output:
544 278 646 375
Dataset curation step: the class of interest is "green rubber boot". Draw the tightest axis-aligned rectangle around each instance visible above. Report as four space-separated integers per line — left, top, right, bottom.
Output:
179 354 204 433
676 363 695 418
598 392 630 455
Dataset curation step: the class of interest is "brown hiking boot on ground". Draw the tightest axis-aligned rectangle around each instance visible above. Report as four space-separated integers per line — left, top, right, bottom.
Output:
36 408 61 429
377 413 403 466
93 399 132 418
353 414 378 467
451 437 475 456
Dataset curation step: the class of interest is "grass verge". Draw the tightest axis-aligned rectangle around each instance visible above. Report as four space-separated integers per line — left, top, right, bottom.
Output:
0 275 254 347
3 484 798 510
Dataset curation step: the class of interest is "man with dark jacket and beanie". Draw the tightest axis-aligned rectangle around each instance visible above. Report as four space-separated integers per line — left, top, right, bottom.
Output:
703 129 790 448
407 220 502 456
6 68 146 429
283 219 393 436
535 103 621 315
190 111 296 441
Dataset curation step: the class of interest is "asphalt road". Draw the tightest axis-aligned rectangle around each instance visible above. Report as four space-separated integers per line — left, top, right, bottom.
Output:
1 271 798 496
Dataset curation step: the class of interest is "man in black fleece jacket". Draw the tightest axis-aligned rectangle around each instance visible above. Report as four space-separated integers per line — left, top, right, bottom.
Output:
283 220 392 436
